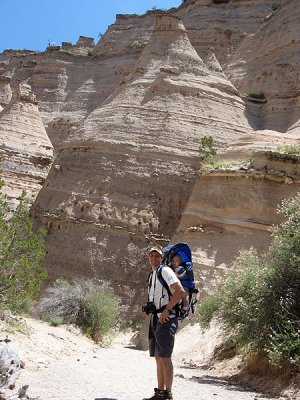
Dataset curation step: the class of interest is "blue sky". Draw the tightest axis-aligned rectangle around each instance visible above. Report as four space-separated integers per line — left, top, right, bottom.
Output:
0 0 181 52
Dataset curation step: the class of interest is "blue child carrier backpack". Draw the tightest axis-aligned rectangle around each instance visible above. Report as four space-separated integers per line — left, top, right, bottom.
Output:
157 242 199 318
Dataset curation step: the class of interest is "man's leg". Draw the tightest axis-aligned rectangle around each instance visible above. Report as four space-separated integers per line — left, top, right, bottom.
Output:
155 356 165 390
144 318 166 400
153 319 177 399
159 357 173 391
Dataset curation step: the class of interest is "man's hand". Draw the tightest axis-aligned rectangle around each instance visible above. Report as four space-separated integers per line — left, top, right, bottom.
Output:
159 308 170 323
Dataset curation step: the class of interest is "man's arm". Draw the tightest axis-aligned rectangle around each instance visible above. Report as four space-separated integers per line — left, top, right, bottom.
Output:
159 282 185 323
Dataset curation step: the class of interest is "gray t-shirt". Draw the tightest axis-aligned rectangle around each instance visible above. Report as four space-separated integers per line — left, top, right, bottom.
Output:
148 266 179 317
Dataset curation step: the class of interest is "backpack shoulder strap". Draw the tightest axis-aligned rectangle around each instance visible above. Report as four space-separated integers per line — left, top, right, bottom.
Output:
156 265 172 299
146 271 153 302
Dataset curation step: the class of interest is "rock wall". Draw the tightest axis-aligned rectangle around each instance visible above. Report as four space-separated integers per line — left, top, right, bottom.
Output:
0 82 52 206
30 14 255 309
0 0 299 312
172 152 300 295
0 1 287 153
226 0 300 132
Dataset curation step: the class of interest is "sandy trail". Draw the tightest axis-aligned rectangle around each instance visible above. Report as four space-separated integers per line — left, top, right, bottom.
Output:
5 319 286 400
18 344 283 400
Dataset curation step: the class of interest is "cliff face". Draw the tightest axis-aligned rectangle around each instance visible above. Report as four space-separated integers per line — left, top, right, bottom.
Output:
226 0 300 132
0 0 286 153
30 15 254 307
173 152 300 294
0 82 52 206
0 0 299 310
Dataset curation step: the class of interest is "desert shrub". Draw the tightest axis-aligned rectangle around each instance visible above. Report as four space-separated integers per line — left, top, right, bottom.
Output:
198 290 223 328
246 92 265 100
198 193 300 367
35 279 119 342
34 279 87 323
272 3 281 11
267 319 300 366
201 159 246 170
276 144 300 155
84 287 119 342
0 181 47 312
0 310 30 334
199 136 218 165
49 316 64 327
199 250 268 346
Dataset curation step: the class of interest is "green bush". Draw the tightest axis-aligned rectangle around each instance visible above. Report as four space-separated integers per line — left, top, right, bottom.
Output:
199 136 218 166
198 291 223 328
35 279 119 342
272 4 281 12
276 144 300 155
246 92 266 100
267 319 300 366
0 181 47 312
84 287 119 342
0 310 30 334
199 193 300 367
49 315 64 327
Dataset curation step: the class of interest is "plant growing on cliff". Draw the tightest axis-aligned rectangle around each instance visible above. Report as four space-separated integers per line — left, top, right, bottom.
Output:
276 144 300 155
246 92 266 100
198 135 218 166
272 3 281 12
35 279 119 343
199 193 300 368
0 180 47 312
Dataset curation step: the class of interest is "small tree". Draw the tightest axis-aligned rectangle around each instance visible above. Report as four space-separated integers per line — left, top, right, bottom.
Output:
199 136 218 165
0 180 47 312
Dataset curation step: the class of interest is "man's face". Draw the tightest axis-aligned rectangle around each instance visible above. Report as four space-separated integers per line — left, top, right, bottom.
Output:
149 251 162 270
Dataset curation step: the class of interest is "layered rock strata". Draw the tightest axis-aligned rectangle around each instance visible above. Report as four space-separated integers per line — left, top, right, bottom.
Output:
0 82 53 206
0 0 299 313
0 49 137 151
175 0 285 64
0 1 286 153
226 0 300 132
172 151 300 295
31 15 253 308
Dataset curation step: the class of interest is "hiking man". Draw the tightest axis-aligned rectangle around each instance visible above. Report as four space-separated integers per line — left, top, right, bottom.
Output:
143 247 186 400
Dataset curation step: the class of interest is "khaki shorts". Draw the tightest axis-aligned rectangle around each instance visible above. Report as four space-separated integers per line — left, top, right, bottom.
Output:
148 316 178 358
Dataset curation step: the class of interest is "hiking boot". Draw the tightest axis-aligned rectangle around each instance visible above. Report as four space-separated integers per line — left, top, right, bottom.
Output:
163 390 173 400
143 388 165 400
143 388 173 400
143 388 164 400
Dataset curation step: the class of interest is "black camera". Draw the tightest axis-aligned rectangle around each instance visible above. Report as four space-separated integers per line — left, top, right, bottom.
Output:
142 301 157 315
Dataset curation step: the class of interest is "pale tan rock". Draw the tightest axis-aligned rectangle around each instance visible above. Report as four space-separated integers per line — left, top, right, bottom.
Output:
172 152 300 296
0 0 299 314
226 0 300 132
0 82 53 206
31 15 252 304
0 75 12 108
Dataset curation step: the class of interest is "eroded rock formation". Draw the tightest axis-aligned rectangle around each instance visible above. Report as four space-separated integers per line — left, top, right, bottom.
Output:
173 152 300 294
0 0 299 311
226 0 300 132
0 82 52 206
31 15 255 308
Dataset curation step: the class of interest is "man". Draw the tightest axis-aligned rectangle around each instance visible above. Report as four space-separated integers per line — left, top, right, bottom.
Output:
143 247 186 400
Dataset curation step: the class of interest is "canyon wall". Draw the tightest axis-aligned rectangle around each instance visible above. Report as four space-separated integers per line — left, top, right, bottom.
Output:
0 0 299 311
0 82 52 206
173 152 300 295
30 15 254 309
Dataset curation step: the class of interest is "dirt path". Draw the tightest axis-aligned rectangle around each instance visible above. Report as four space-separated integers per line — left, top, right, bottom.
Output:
18 343 286 400
5 319 287 400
